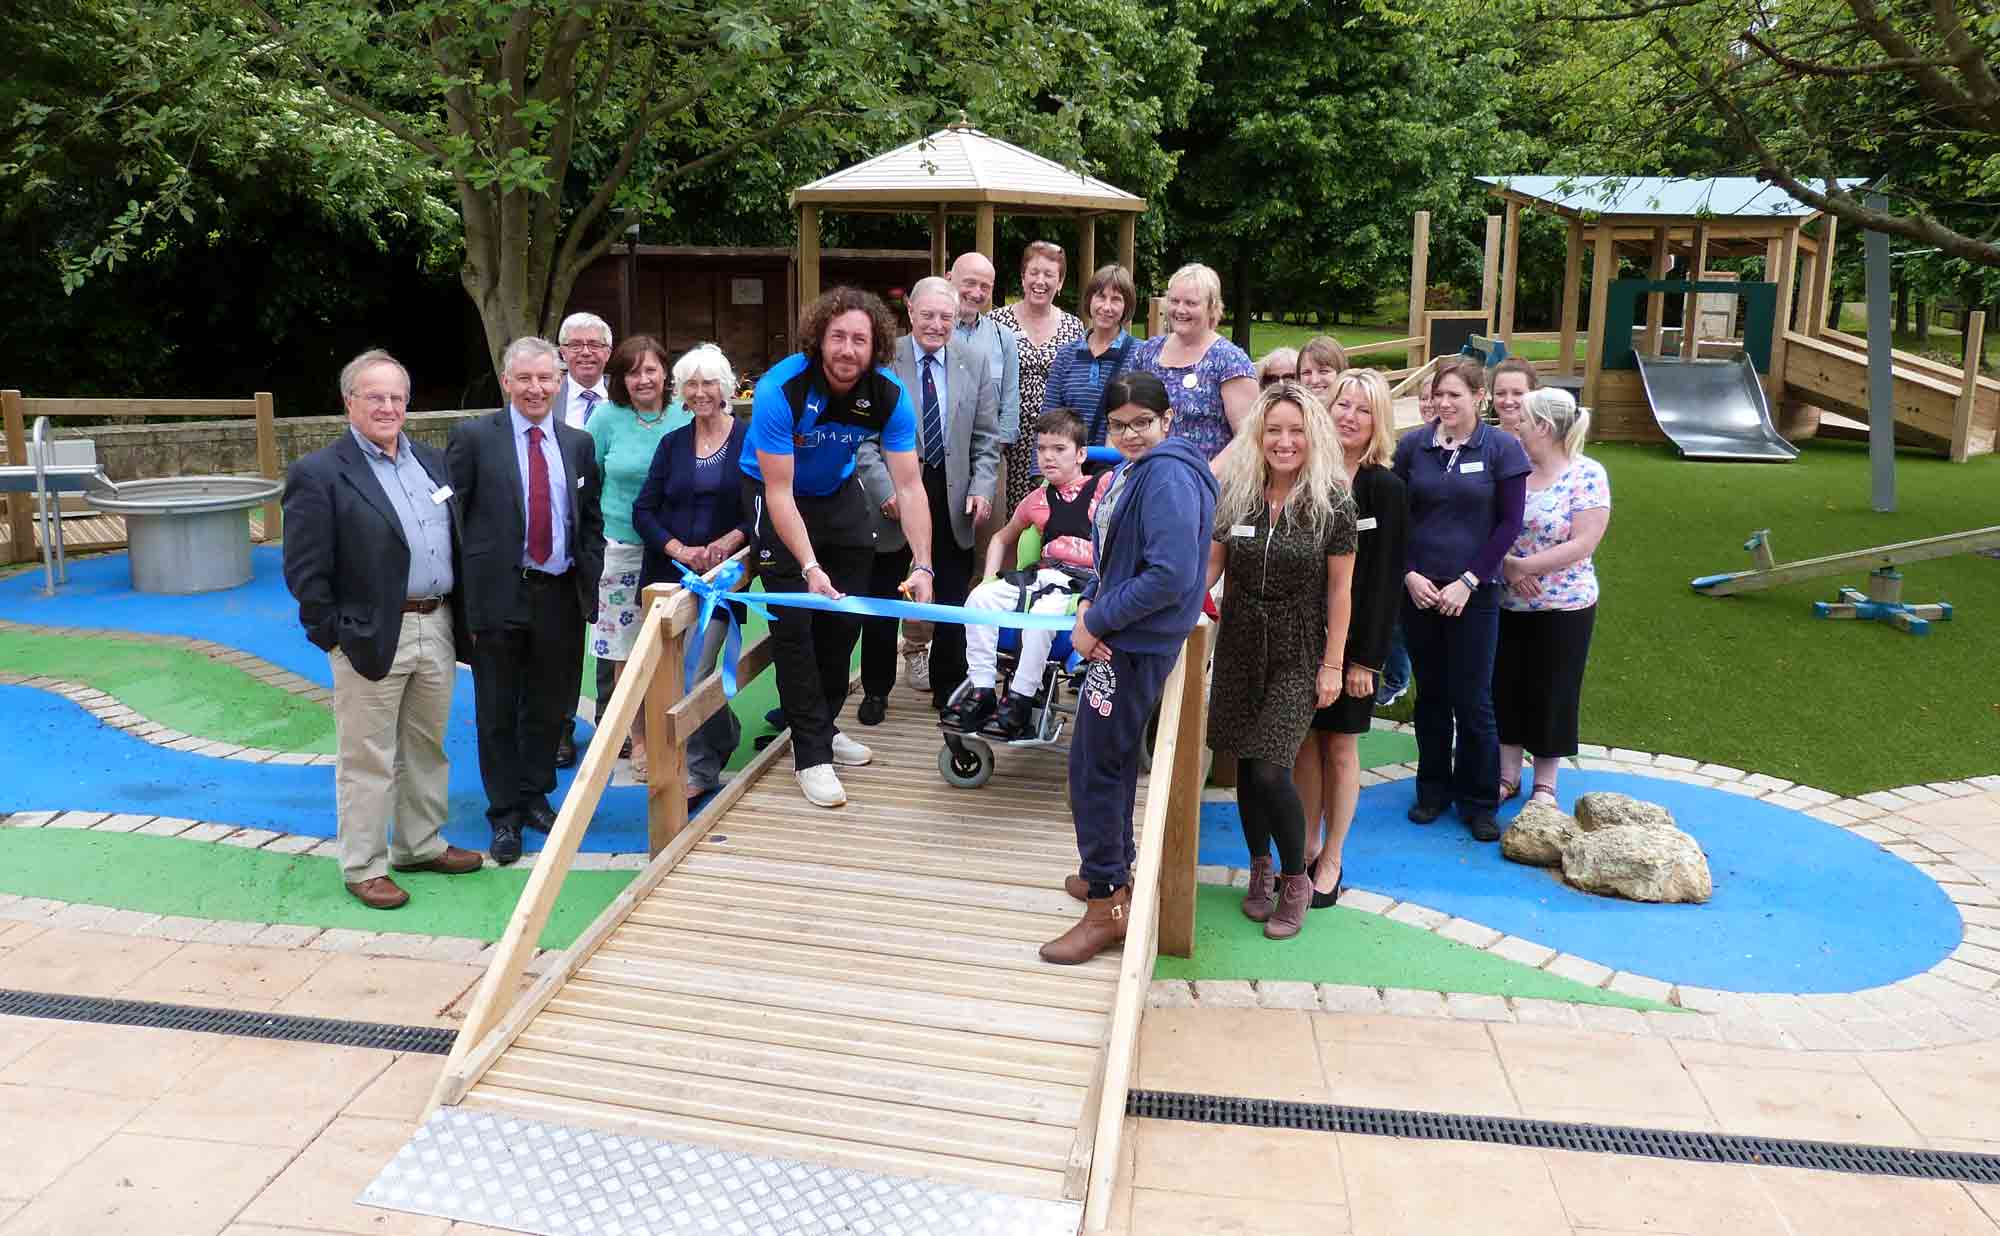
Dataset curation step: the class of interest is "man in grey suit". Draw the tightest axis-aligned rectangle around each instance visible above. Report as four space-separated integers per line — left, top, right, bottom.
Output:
554 311 613 768
856 276 1001 719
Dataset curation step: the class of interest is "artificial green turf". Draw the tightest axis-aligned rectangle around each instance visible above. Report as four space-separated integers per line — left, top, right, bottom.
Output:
0 628 335 753
0 828 633 947
1154 885 1675 1011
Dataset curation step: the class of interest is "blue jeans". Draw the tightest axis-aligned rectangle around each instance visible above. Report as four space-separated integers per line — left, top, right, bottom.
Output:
1376 622 1411 703
1402 582 1502 815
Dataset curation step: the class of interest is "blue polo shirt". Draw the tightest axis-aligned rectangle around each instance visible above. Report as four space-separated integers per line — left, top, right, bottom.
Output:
741 352 918 498
1392 419 1531 583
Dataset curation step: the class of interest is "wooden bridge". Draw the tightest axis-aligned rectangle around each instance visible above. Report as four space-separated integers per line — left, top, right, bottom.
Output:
409 557 1210 1233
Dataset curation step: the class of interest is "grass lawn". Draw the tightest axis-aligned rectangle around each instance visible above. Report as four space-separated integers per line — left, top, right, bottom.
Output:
1375 438 2000 795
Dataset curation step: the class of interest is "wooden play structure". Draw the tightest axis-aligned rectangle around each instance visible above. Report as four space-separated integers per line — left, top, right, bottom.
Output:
420 553 1212 1233
1471 177 1999 460
1691 525 2000 635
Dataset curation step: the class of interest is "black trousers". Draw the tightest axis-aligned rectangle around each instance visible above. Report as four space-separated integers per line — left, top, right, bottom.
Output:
1403 580 1502 814
860 463 973 709
469 568 586 829
1495 604 1596 757
564 655 617 745
747 477 875 771
1068 646 1178 892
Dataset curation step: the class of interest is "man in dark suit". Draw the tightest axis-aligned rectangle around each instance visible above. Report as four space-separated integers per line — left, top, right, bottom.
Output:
447 336 606 865
282 349 485 909
856 276 1000 720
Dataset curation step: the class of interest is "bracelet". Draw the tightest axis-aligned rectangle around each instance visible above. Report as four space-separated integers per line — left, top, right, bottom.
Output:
1459 571 1480 589
1321 661 1343 672
801 561 823 578
910 563 935 576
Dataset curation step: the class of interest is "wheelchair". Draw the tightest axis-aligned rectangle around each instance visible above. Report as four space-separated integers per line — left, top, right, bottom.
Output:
937 624 1086 789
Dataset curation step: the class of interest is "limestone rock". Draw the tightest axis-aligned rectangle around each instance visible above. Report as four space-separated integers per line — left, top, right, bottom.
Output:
1574 791 1676 834
1560 823 1713 903
1501 800 1576 867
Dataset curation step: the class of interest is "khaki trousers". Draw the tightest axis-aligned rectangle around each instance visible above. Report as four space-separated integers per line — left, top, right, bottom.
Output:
330 605 456 883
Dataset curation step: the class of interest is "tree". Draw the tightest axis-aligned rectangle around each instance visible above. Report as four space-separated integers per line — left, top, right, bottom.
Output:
8 0 1188 376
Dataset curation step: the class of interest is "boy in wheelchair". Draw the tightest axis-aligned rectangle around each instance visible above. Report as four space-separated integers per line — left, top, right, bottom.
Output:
945 408 1112 739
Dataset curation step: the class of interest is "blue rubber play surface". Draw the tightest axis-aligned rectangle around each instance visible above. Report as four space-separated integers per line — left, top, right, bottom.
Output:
1199 776 1962 993
0 550 651 853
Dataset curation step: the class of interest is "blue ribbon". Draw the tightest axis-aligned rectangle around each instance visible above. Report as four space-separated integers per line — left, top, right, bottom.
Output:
675 561 1078 700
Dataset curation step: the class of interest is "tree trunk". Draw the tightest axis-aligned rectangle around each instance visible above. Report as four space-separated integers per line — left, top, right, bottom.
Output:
1916 300 1932 345
1231 240 1254 351
1896 282 1910 333
1827 294 1844 332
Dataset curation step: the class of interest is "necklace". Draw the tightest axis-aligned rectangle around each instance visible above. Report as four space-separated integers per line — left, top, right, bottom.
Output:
633 406 666 426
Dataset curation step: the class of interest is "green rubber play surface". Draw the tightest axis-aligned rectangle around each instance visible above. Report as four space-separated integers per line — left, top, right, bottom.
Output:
0 829 634 948
0 628 334 753
1153 884 1676 1011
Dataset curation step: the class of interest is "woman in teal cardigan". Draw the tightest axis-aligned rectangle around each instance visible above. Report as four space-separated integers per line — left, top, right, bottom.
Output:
587 334 689 779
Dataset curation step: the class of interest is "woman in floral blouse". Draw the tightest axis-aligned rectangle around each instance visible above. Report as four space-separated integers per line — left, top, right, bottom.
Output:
991 240 1084 513
1126 263 1257 463
1495 387 1610 807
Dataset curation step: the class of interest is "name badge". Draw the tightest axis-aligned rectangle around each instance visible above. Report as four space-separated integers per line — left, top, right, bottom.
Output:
1230 524 1256 538
429 485 453 505
1356 516 1378 531
1460 460 1486 474
575 476 587 489
1182 373 1199 389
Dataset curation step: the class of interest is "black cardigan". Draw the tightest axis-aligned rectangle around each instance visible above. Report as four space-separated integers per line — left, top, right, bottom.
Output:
630 418 755 589
1344 464 1409 673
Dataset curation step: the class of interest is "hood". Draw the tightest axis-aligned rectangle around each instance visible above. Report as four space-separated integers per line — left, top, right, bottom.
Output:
1128 437 1220 500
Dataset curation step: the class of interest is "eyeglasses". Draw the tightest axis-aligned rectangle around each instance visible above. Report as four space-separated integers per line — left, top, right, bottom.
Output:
1106 414 1159 437
562 339 611 353
1261 371 1297 387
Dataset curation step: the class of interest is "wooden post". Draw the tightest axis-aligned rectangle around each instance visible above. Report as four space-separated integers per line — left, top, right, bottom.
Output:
1147 296 1165 340
254 391 280 542
1811 217 1840 335
1643 226 1670 357
1581 226 1618 409
1794 246 1818 333
644 584 687 855
1768 224 1801 393
2 391 30 564
929 205 948 276
1497 201 1522 341
1682 223 1711 359
1407 211 1431 368
1557 221 1582 375
1951 310 1987 462
1117 213 1136 281
1077 214 1097 294
975 203 996 264
1157 619 1212 959
1480 215 1502 322
797 205 821 307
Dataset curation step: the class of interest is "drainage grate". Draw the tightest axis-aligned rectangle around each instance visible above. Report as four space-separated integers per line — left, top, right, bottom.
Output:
0 989 458 1055
1127 1090 2000 1184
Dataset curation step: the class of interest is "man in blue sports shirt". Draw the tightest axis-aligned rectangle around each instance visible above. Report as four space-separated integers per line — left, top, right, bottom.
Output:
743 287 935 808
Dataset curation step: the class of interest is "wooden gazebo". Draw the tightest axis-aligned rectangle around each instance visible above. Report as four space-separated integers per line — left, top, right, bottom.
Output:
789 123 1147 304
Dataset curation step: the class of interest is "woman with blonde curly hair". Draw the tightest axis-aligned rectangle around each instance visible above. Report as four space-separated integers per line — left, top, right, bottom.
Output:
1204 381 1357 940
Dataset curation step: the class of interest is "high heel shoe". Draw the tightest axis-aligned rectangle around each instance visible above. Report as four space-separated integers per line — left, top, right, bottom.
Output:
1309 862 1343 910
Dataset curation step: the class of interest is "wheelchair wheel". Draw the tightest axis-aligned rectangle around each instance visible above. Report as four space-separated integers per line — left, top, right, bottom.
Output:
938 736 994 789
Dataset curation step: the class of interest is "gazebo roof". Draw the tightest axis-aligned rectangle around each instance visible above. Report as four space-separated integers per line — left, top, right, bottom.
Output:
1478 175 1867 222
791 125 1146 215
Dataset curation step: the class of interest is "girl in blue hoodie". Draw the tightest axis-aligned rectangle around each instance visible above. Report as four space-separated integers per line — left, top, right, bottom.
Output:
1041 371 1220 965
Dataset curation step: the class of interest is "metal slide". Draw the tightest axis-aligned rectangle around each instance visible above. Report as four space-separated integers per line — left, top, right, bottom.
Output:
1634 351 1800 462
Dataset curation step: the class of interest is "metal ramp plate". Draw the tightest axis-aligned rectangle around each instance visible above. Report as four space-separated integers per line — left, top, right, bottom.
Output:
362 1105 1084 1236
1635 352 1799 462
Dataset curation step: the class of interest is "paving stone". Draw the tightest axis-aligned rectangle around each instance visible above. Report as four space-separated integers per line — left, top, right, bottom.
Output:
570 852 613 871
1969 776 2000 793
46 902 118 930
218 828 280 849
1743 773 1795 793
1436 918 1503 949
1195 864 1233 885
1931 780 1983 799
1711 779 1765 798
1226 868 1250 889
420 935 492 964
1317 984 1386 1015
162 735 208 752
1335 888 1394 914
1963 924 2000 950
1899 973 1977 1007
1929 864 1980 885
1509 998 1581 1029
134 914 211 941
1857 790 1909 811
1669 985 1736 1013
1443 993 1512 1022
1696 763 1746 781
1643 1010 1717 1040
364 932 439 959
1805 806 1861 826
1488 935 1557 968
1949 884 2000 908
1577 757 1626 773
1607 972 1675 1004
1897 1008 1979 1047
127 722 165 738
1146 980 1197 1009
1851 824 1901 844
91 813 154 833
48 811 109 829
307 753 337 766
1780 1016 1863 1051
1761 792 1815 812
1785 785 1838 807
1192 980 1259 1009
135 817 198 837
1384 902 1449 931
191 918 269 946
1961 905 2000 928
1577 743 1609 757
225 748 277 763
1380 987 1447 1018
260 834 321 855
1257 981 1321 1011
1544 954 1612 987
1574 1003 1652 1035
94 908 163 935
1608 748 1655 766
265 752 317 765
606 854 649 870
5 811 58 828
1932 958 2000 991
251 922 325 949
308 927 376 953
1889 783 1947 804
1652 754 1699 772
1839 1019 1923 1051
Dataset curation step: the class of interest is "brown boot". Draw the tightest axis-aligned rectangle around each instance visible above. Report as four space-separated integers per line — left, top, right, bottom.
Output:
1241 855 1277 922
1265 873 1312 940
1040 885 1130 965
1063 873 1089 902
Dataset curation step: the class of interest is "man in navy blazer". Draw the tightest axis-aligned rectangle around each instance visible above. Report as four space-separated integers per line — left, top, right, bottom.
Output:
447 336 606 864
282 349 485 910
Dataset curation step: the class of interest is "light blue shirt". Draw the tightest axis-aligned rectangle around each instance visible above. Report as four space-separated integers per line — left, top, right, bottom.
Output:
916 344 950 449
956 315 1021 442
350 429 453 599
509 406 571 574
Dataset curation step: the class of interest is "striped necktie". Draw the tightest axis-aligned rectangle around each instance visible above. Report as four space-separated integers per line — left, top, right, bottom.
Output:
920 353 945 469
578 388 599 425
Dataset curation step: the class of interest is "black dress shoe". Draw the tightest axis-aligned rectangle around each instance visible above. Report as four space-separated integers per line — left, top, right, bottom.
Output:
491 821 523 866
523 802 558 833
764 707 786 730
1408 799 1446 824
1466 811 1502 842
555 732 577 769
857 693 888 726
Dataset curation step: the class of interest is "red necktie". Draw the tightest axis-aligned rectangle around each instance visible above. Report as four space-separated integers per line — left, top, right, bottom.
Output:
526 424 552 565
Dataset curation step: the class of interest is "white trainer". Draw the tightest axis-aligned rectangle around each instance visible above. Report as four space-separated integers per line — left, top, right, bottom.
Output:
903 646 931 692
830 731 873 767
796 763 847 808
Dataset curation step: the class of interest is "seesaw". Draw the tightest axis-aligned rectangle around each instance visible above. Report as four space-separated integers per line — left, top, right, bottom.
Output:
1691 525 2000 635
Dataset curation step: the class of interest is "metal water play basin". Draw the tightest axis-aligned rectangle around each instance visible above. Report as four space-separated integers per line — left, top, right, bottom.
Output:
84 475 283 594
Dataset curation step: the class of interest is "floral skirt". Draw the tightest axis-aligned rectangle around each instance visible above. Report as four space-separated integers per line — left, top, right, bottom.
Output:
592 540 647 662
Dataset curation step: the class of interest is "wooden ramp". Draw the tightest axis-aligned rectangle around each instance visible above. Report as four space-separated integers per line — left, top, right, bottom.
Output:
399 560 1211 1234
1784 329 1998 459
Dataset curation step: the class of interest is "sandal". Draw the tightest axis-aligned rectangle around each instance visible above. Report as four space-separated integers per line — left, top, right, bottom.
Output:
1529 782 1558 805
1498 776 1523 801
